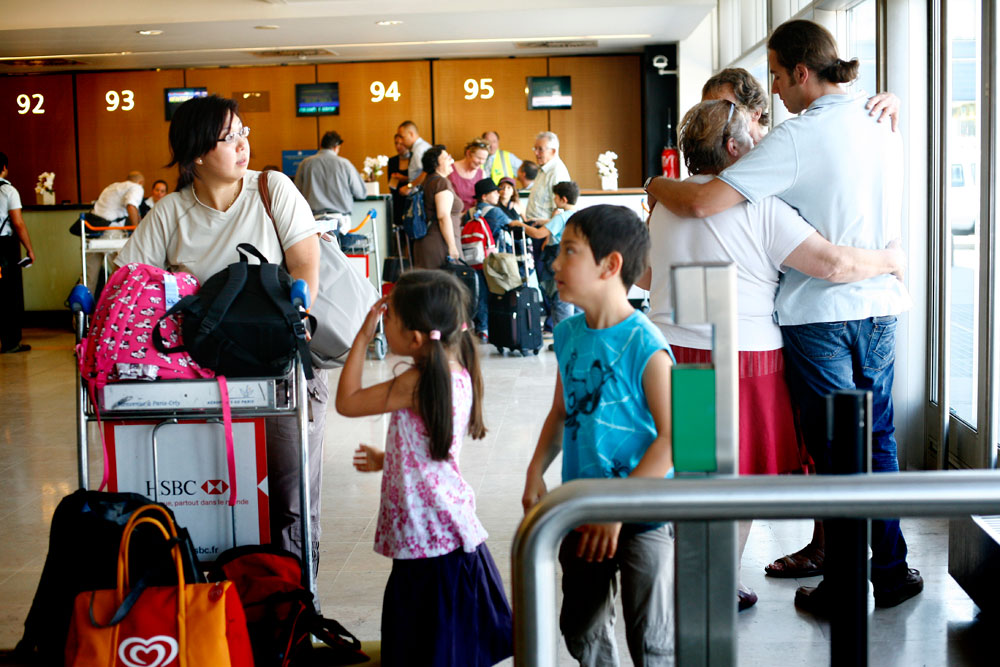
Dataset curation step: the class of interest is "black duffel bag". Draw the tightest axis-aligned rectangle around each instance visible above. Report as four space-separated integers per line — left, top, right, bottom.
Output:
153 243 314 379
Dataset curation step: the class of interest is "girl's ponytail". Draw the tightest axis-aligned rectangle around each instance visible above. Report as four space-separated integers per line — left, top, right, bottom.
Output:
459 328 486 440
418 330 454 461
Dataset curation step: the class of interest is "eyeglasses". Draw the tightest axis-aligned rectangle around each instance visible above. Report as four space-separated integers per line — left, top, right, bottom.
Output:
723 102 736 136
218 126 250 144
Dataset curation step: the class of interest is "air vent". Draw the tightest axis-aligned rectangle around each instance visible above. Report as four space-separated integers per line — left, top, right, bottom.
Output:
4 58 86 67
251 49 337 58
515 40 597 49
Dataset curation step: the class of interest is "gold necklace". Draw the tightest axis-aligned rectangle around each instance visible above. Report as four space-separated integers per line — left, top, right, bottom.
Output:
193 180 241 211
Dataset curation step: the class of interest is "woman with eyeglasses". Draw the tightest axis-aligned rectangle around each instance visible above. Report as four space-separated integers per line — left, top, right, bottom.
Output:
638 99 906 613
115 94 326 583
447 138 489 212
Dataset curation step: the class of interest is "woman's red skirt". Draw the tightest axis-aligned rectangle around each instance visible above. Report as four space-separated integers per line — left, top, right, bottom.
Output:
670 345 809 475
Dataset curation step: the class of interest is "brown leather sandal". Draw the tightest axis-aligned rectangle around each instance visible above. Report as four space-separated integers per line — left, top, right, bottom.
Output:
764 545 824 578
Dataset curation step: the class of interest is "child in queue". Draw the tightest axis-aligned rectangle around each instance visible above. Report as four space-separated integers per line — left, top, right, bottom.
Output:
335 270 513 667
510 180 580 330
522 204 676 666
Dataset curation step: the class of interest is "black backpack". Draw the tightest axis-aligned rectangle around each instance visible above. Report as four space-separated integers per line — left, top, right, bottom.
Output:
13 490 204 666
154 243 314 379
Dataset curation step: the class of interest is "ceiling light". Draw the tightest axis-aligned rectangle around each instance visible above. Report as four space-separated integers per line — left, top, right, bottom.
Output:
255 25 280 30
137 30 163 36
375 20 403 26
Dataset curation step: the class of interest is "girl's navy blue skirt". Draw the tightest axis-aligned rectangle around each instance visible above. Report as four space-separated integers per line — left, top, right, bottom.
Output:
380 542 514 666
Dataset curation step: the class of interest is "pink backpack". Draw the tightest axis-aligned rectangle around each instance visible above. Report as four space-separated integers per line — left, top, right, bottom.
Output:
78 264 234 496
77 263 214 388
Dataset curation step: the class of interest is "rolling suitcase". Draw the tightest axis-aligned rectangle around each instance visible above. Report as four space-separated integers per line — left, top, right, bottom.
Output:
441 259 479 321
488 228 543 355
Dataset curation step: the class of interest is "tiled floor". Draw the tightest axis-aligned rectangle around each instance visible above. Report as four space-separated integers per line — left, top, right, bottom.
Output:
0 328 994 665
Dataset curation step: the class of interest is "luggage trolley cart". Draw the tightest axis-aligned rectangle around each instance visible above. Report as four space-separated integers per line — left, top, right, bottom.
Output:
341 208 388 360
75 213 137 292
68 285 321 596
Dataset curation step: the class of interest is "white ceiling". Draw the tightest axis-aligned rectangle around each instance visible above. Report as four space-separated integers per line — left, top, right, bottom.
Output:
0 0 715 74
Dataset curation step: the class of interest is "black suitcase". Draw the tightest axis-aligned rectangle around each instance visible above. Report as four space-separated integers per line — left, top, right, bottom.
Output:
488 286 543 355
488 228 543 355
441 259 479 321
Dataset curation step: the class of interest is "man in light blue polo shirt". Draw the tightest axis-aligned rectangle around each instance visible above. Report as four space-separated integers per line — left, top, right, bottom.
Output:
646 19 922 613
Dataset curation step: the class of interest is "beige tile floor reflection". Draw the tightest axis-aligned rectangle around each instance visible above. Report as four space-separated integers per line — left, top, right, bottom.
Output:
0 328 994 665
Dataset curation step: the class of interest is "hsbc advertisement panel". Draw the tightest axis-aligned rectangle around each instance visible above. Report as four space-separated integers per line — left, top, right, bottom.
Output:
105 419 269 560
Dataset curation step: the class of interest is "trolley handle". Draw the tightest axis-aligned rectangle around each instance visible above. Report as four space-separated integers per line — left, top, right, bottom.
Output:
82 215 138 233
68 284 95 315
346 208 377 234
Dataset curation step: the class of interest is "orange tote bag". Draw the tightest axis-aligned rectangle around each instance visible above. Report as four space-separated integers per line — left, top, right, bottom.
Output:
65 504 254 667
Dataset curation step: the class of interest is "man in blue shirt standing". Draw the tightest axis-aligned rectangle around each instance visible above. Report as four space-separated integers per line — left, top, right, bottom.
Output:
646 19 921 613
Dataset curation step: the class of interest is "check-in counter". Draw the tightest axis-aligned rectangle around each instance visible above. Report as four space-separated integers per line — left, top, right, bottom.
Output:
21 194 392 312
570 188 651 301
575 188 649 219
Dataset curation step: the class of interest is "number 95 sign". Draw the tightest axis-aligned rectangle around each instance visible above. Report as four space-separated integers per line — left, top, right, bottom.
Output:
464 78 495 100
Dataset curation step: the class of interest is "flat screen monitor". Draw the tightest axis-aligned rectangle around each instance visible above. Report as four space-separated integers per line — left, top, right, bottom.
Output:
526 76 572 110
164 87 208 121
296 82 340 116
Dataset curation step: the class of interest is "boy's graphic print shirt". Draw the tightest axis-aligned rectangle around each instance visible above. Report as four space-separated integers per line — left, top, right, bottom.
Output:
554 311 672 482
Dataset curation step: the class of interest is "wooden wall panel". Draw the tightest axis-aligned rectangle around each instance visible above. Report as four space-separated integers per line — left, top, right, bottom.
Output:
315 61 432 189
0 75 79 204
432 58 548 172
185 65 318 174
548 56 643 190
76 70 184 202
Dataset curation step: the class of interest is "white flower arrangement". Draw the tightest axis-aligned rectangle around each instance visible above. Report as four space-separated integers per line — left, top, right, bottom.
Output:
35 171 55 195
596 151 618 179
362 155 389 182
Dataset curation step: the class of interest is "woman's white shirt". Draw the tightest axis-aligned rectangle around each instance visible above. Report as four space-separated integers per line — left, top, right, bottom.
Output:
647 174 815 351
116 170 317 283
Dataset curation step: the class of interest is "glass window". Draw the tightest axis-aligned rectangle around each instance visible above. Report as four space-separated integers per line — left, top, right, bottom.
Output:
947 0 981 427
845 0 877 96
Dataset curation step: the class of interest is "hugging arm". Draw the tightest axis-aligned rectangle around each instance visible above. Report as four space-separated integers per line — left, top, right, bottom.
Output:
783 232 905 283
645 176 746 219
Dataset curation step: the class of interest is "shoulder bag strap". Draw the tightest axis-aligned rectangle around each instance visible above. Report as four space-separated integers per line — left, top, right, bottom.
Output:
257 170 287 264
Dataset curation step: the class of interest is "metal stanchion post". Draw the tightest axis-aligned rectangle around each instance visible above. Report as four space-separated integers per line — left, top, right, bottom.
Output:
827 390 872 667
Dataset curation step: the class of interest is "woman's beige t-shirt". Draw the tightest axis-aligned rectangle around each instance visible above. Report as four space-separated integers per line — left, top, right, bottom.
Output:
116 170 317 283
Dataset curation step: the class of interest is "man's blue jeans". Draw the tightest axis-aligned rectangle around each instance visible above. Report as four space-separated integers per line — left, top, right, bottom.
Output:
781 316 908 587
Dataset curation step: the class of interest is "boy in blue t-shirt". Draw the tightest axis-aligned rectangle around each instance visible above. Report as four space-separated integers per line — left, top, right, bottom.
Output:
522 204 675 666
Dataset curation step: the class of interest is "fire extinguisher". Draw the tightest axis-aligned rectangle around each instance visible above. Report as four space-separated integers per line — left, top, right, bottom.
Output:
661 146 679 178
661 110 679 178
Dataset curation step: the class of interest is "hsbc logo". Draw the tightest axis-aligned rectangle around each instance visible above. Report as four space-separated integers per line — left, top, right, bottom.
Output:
201 480 229 495
145 479 230 497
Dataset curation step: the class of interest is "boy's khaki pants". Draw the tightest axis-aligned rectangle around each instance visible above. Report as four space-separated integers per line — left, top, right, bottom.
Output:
559 523 675 667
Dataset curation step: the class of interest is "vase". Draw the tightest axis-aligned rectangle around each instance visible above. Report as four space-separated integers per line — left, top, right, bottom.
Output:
36 191 55 206
600 175 618 191
364 181 380 197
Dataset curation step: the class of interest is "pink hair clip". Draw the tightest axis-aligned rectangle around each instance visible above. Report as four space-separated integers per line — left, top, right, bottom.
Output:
429 329 442 340
461 322 469 332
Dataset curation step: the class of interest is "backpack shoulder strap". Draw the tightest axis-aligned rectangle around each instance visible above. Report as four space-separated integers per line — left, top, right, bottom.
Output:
199 262 248 337
152 294 200 353
257 263 314 380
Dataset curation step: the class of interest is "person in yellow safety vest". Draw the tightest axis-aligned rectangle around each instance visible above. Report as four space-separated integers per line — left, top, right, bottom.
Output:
482 131 524 184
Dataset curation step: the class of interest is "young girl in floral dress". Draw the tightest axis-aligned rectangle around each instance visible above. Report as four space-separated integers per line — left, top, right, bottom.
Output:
335 270 513 666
